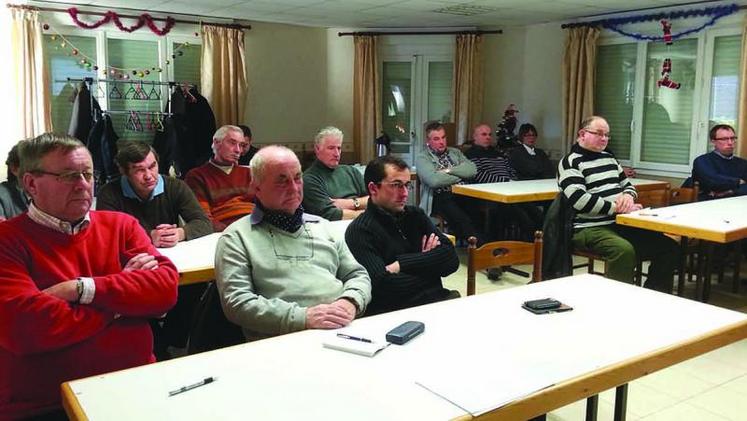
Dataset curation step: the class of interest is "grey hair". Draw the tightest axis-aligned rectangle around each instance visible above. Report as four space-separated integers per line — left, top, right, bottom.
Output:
313 126 343 146
250 145 299 185
211 125 244 155
18 132 86 178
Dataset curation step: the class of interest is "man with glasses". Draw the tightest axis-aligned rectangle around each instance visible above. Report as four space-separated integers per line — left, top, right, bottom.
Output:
0 133 178 419
693 124 747 199
558 116 678 292
185 125 255 232
346 156 460 315
216 146 371 339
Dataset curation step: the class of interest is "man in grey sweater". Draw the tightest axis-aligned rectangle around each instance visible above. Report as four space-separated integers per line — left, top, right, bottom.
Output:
216 145 371 340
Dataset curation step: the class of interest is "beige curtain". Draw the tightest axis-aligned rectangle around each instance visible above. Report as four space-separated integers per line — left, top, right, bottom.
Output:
201 25 248 127
353 35 380 164
453 34 483 145
10 6 51 138
562 26 599 147
737 17 747 158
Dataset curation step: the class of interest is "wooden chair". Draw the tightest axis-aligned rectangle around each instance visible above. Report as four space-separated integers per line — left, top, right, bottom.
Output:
667 182 701 295
467 231 543 296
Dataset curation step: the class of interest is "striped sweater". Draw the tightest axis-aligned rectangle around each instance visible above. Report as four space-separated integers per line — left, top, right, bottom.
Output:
558 143 637 229
464 144 517 183
184 161 255 232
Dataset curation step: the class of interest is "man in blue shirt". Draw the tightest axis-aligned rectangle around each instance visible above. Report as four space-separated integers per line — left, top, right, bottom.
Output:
693 124 747 199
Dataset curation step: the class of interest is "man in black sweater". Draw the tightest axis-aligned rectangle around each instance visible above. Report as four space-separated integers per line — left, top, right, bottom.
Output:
345 155 460 315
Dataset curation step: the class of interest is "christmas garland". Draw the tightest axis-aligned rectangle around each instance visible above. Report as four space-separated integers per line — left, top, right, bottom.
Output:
604 4 739 42
67 7 176 36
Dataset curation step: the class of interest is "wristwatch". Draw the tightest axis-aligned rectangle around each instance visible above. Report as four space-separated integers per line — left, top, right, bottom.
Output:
352 198 361 210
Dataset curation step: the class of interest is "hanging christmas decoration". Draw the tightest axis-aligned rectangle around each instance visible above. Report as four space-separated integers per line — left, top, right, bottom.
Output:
658 59 681 90
67 7 176 36
660 20 673 45
42 24 193 80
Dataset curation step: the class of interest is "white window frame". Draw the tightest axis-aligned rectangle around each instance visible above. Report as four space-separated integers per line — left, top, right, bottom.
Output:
597 19 742 178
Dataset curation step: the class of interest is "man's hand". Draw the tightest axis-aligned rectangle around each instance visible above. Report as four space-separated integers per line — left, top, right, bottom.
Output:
42 280 79 302
0 216 5 222
421 233 441 252
330 298 357 318
385 261 400 274
124 253 159 271
150 224 184 248
305 303 354 329
615 194 643 214
623 166 637 178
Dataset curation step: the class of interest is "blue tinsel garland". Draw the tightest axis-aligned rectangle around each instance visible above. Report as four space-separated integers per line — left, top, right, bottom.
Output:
564 4 740 42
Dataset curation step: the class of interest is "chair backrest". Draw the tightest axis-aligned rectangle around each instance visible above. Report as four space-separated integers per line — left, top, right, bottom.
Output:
668 181 699 206
467 231 544 296
187 281 245 355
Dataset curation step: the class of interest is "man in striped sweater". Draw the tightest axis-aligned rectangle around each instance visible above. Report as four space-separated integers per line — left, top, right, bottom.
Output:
185 125 255 232
558 116 678 292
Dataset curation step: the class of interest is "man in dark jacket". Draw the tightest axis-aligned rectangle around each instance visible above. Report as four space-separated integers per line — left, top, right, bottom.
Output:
692 124 747 199
345 155 459 315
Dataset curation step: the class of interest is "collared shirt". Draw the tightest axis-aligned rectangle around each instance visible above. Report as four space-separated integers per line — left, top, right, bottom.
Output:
209 159 235 175
522 143 536 156
27 202 91 235
120 174 165 202
714 150 734 160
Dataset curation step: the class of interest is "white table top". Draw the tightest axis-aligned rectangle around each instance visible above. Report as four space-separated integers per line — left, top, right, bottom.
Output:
616 195 747 243
63 274 747 420
452 178 669 203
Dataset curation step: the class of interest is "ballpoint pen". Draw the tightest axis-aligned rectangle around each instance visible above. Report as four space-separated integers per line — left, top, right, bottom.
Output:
168 377 216 397
336 333 373 343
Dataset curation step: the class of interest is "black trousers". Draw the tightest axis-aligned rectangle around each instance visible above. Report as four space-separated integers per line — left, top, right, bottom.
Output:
432 191 481 243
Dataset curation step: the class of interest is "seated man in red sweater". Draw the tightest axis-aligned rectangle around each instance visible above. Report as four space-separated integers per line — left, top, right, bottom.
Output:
185 125 255 232
0 133 179 419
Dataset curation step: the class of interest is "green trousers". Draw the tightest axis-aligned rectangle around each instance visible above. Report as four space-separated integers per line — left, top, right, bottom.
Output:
572 224 680 292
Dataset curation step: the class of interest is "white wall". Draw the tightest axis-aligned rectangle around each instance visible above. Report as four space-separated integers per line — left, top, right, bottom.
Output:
482 23 565 159
244 22 329 145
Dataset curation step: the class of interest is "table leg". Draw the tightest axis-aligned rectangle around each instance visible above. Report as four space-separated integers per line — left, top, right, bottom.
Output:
585 394 598 421
613 384 628 421
732 245 742 294
677 237 687 296
703 242 715 303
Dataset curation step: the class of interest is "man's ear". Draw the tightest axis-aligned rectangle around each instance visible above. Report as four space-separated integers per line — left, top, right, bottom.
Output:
22 172 37 198
367 181 378 197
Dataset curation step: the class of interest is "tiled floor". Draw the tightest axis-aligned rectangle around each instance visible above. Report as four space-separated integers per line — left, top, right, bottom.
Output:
441 252 747 421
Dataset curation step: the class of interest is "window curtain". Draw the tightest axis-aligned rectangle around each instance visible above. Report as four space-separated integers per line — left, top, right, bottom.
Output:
353 35 380 165
737 17 747 158
201 25 248 127
10 6 51 138
562 27 599 147
453 34 483 145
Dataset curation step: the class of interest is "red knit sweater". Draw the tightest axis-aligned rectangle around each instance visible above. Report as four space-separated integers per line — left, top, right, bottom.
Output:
0 211 178 419
184 163 255 232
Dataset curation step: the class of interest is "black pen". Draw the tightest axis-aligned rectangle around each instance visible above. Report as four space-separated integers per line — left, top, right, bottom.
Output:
168 377 216 397
336 333 372 343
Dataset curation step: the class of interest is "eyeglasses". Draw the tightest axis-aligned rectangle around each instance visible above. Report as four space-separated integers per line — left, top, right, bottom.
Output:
714 136 738 143
585 129 611 140
33 170 95 184
378 181 413 190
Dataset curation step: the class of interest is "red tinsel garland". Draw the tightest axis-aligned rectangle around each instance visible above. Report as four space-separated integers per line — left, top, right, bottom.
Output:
67 7 176 36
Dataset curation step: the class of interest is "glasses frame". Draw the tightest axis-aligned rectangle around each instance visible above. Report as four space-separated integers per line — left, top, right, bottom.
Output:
584 129 612 140
32 170 96 184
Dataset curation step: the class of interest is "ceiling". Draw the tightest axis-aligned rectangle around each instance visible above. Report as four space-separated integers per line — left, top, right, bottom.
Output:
33 0 722 28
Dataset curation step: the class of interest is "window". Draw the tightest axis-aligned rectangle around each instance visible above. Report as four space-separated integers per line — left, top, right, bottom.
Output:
595 26 741 176
43 28 201 145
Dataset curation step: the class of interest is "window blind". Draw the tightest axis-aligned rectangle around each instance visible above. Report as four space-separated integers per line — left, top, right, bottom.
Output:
595 43 637 160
